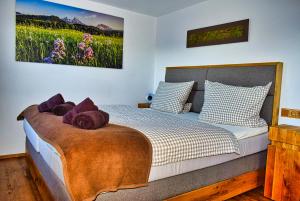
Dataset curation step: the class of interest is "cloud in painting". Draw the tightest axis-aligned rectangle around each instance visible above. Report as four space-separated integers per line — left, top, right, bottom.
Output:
83 14 97 19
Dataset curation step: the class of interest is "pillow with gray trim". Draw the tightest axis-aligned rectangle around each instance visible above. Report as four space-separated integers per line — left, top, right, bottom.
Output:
199 80 272 127
183 103 192 113
151 81 194 113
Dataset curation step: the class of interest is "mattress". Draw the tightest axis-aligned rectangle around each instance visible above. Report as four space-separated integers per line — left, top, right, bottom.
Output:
23 109 269 184
23 118 42 152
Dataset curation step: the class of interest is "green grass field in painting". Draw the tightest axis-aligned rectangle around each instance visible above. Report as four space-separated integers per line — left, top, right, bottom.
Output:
16 25 123 68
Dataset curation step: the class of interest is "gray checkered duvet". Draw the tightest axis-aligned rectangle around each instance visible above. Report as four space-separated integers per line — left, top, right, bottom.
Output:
101 105 240 166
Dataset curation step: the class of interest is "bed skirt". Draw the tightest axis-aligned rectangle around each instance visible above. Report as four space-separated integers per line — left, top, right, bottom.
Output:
26 138 267 201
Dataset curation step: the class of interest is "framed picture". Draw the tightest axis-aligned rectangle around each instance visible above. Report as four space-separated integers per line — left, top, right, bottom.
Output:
187 19 249 48
16 0 124 69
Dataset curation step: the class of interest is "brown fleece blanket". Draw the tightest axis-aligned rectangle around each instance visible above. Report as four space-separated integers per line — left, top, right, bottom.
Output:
18 105 152 201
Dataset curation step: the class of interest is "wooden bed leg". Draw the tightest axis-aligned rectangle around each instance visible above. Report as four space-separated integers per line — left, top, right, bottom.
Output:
165 169 265 201
26 154 54 201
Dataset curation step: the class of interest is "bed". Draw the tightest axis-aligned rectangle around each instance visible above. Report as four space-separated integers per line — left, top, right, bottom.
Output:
24 62 283 201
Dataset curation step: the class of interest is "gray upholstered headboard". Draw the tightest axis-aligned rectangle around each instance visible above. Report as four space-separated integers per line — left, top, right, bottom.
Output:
165 62 283 126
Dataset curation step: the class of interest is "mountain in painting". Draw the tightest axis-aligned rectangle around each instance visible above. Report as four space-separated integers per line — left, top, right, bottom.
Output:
97 24 113 31
62 17 85 25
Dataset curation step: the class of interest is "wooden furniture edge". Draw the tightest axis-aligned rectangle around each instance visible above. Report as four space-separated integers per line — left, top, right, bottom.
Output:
166 62 283 69
264 125 300 200
269 125 300 147
281 108 300 119
0 153 26 160
264 145 276 198
26 153 54 201
138 102 151 108
272 62 283 126
166 62 283 126
165 169 265 201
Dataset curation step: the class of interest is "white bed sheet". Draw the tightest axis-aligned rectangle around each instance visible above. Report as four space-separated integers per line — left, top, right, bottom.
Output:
23 111 269 184
150 133 268 181
24 119 41 152
153 110 268 140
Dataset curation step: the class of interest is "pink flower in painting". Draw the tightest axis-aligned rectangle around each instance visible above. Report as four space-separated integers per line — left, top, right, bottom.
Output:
83 33 93 44
43 38 66 63
78 42 86 50
53 38 66 52
84 47 94 59
73 33 95 63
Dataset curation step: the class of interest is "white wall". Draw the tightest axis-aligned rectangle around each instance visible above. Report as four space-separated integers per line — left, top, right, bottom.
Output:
154 0 300 126
0 0 156 155
1 0 300 155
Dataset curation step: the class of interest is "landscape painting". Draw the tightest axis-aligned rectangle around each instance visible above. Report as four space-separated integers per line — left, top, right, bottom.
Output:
16 0 124 69
187 19 249 48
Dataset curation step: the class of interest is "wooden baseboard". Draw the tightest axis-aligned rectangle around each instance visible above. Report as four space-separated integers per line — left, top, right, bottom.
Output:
0 153 26 160
165 169 265 201
26 154 54 201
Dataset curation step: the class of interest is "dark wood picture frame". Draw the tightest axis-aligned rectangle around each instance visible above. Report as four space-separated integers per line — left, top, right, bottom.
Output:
187 19 249 48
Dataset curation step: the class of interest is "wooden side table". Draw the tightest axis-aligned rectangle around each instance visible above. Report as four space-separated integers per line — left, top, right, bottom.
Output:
138 103 150 109
264 125 300 201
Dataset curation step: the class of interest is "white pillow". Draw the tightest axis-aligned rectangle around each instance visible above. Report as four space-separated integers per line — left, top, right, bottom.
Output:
151 81 194 113
199 80 272 127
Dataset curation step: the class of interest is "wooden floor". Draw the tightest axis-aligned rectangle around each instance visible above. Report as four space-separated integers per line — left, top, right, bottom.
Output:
0 157 43 201
0 157 272 201
227 188 272 201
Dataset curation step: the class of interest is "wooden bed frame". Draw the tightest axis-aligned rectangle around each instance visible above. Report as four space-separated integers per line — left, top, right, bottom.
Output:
25 62 283 201
26 154 265 201
165 169 265 201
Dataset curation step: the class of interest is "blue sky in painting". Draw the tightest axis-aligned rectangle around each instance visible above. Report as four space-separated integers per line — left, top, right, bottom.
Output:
16 0 124 30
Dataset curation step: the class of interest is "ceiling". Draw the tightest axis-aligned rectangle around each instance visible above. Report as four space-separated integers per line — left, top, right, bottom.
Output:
90 0 208 17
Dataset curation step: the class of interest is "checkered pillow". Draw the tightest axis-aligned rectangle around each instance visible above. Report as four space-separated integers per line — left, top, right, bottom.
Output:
151 81 194 113
199 80 272 127
183 103 192 113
